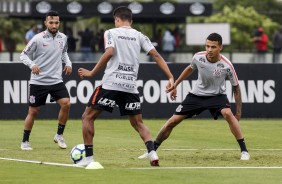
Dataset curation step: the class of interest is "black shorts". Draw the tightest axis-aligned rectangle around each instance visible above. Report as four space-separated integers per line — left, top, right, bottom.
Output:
174 93 231 120
87 85 141 116
28 83 70 107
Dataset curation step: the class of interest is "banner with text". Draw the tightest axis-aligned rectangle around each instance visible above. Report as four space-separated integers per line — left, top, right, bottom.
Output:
0 63 279 119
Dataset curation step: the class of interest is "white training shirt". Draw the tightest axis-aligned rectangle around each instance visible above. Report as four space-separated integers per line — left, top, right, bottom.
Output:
101 26 154 94
20 30 72 85
190 51 239 96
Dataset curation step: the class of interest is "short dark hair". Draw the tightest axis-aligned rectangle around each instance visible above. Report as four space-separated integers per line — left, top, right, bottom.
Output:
46 10 59 18
113 6 132 22
207 33 222 45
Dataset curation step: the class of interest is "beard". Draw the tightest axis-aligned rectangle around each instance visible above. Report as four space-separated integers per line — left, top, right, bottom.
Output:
48 28 58 34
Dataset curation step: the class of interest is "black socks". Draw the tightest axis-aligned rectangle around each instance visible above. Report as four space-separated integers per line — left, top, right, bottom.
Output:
237 138 248 152
145 141 155 153
85 145 93 157
145 141 161 152
57 123 65 135
154 141 161 151
22 130 31 142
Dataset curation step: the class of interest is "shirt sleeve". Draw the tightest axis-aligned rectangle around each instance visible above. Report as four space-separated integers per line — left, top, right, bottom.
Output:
190 54 198 70
139 32 154 54
104 30 114 49
20 37 37 69
62 36 72 67
227 64 239 86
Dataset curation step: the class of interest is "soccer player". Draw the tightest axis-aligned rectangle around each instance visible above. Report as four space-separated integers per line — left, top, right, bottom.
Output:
140 33 250 161
76 6 174 167
20 10 72 150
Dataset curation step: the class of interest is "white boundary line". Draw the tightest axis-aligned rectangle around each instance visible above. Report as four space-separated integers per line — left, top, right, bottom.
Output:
130 166 282 170
0 157 84 168
2 157 282 170
140 148 282 151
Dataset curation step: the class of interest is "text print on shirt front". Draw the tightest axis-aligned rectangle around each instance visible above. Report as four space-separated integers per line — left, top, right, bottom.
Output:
118 64 135 72
117 36 136 41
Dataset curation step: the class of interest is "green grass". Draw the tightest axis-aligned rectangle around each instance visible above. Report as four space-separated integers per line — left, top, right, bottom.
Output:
1 119 282 183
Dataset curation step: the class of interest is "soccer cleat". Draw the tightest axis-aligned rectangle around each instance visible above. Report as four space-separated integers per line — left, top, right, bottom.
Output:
54 134 67 149
148 150 159 166
138 151 148 159
240 151 250 160
74 156 94 167
20 141 33 150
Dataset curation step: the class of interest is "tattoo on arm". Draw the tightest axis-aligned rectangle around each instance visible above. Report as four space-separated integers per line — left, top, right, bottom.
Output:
233 85 242 115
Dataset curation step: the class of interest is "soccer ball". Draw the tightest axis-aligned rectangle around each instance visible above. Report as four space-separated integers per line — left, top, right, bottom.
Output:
70 144 85 164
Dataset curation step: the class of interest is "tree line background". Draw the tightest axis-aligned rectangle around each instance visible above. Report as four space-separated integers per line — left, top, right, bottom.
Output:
0 0 281 54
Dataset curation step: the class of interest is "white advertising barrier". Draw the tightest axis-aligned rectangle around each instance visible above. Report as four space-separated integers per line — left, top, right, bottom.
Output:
0 63 279 119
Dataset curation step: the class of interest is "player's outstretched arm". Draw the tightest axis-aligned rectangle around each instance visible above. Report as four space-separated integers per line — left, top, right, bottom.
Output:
78 68 91 79
78 47 114 79
174 65 194 88
233 85 242 121
166 65 193 100
148 49 174 92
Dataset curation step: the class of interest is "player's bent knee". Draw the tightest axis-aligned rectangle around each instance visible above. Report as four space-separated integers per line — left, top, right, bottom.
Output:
221 109 234 120
61 101 71 110
166 119 180 129
28 107 40 117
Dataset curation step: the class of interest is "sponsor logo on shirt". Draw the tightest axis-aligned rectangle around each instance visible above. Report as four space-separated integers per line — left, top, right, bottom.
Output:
43 35 50 39
57 41 64 49
115 74 135 81
107 31 112 44
199 57 205 63
213 68 223 77
117 36 136 41
144 35 151 45
24 42 36 54
226 68 233 77
217 63 224 68
112 82 135 89
118 64 135 72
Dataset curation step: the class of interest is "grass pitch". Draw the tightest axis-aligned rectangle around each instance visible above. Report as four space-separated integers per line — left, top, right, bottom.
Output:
1 119 282 183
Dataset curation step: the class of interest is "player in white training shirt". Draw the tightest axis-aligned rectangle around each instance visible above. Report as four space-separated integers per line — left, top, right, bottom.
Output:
77 6 174 167
20 10 72 151
145 33 250 161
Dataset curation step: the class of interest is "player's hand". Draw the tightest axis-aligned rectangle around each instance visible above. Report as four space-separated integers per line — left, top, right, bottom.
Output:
31 65 41 75
166 78 175 93
64 66 72 75
78 68 91 79
170 88 177 101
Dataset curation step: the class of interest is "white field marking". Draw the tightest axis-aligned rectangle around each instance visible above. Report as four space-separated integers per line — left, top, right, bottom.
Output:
130 166 282 170
140 148 282 151
0 157 84 168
